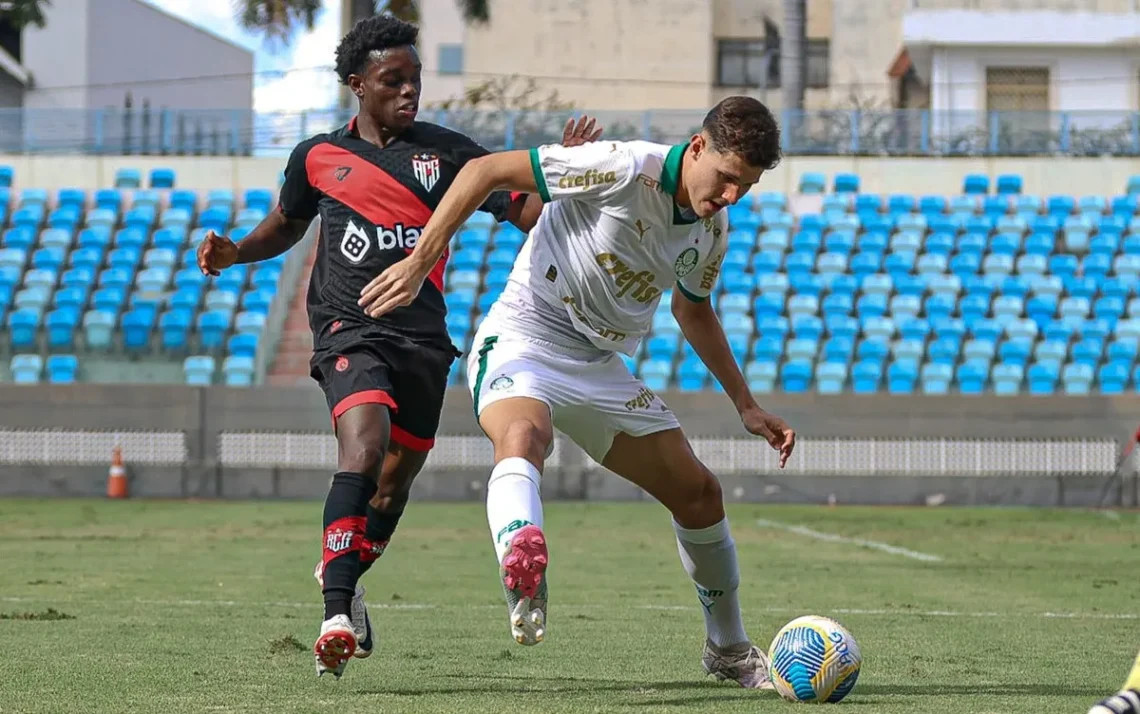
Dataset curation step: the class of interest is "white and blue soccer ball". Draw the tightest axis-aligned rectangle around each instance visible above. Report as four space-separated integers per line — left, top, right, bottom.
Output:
768 615 862 703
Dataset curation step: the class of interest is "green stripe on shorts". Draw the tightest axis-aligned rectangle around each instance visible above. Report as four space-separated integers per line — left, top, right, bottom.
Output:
472 335 499 417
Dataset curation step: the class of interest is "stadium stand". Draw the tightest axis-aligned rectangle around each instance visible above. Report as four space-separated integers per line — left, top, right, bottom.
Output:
0 165 281 386
436 173 1140 396
4 163 1140 395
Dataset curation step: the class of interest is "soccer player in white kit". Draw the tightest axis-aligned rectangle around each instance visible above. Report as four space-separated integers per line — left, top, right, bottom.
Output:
359 96 797 688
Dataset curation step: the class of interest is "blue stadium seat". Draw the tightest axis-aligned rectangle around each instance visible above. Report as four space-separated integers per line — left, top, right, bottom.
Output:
999 340 1031 368
223 356 256 387
887 361 918 394
183 356 215 386
1098 361 1129 394
160 310 193 351
992 363 1024 395
196 311 231 350
1063 363 1094 395
7 310 39 349
234 311 265 336
120 309 155 352
744 360 777 392
996 175 1023 195
45 354 78 384
956 361 988 394
82 310 115 350
815 362 847 394
10 354 43 384
45 307 80 349
1027 362 1059 394
639 359 671 391
862 317 895 343
962 174 989 195
227 333 259 359
921 362 953 394
780 361 812 392
1071 338 1103 367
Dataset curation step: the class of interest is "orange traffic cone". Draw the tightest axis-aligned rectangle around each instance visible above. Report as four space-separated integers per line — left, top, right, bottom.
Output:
107 446 128 499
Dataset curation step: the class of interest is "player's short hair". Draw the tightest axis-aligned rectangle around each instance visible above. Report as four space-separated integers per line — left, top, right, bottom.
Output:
701 96 782 171
335 14 419 84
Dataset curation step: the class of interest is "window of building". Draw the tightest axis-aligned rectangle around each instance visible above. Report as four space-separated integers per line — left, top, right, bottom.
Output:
438 44 464 76
985 67 1049 112
806 39 829 89
716 39 768 88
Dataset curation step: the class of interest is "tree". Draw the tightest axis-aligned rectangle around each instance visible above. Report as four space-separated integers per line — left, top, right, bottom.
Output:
235 0 489 42
0 0 50 29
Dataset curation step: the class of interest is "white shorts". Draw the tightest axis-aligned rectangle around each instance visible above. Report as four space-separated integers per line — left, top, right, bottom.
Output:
466 321 681 463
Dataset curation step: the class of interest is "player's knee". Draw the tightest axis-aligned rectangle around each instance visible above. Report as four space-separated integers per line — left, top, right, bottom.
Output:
494 419 553 466
669 469 725 529
338 438 387 481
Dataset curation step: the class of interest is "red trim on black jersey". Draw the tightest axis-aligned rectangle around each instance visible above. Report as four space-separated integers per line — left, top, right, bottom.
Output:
305 143 448 293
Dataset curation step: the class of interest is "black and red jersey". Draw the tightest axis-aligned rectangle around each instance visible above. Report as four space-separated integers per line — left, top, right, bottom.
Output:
277 116 516 346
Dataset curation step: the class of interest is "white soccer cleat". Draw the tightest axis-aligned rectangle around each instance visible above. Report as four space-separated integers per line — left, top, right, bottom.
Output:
313 561 373 658
702 639 776 690
313 614 357 678
499 524 549 646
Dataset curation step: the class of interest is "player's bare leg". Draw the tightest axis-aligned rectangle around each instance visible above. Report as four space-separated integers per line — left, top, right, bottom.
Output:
314 403 389 677
602 427 773 690
1089 648 1140 714
478 397 553 645
313 442 426 660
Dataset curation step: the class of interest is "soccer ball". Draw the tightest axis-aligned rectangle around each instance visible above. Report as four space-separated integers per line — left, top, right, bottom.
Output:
768 615 862 703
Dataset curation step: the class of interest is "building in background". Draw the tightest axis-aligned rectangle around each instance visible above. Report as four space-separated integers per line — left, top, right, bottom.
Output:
439 0 1140 115
0 0 253 153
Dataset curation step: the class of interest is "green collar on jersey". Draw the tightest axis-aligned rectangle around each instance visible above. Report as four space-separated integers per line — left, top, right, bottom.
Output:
661 143 698 225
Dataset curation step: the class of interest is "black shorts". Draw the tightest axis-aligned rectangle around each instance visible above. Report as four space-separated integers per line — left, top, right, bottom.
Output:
310 320 458 452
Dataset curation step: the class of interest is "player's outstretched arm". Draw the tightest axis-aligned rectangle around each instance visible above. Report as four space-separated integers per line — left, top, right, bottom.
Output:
673 292 796 468
358 150 539 318
195 211 310 276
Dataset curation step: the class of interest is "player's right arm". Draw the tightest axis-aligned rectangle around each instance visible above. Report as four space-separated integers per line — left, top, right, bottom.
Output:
196 140 318 276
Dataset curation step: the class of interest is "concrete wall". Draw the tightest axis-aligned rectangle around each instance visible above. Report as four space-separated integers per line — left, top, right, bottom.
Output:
0 384 1134 506
1 154 1138 199
85 0 254 113
929 46 1140 116
418 0 466 105
21 0 89 111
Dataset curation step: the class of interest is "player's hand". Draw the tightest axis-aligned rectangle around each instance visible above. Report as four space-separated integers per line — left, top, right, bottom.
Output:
561 115 604 147
196 229 238 276
741 405 796 469
358 257 429 319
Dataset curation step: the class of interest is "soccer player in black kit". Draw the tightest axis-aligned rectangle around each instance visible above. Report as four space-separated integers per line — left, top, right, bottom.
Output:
196 14 603 677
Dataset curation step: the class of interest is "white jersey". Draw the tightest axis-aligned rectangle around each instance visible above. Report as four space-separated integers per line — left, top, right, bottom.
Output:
487 140 728 357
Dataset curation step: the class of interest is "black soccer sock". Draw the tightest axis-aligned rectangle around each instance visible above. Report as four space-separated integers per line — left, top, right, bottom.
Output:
321 472 376 620
358 503 405 578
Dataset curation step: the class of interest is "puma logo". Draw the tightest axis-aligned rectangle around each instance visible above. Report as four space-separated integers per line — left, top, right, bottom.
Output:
634 219 650 240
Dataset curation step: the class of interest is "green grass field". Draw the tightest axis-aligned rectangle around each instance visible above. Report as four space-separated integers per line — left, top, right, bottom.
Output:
0 499 1137 714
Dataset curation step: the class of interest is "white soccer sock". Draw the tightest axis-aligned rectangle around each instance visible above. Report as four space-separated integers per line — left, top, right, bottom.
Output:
674 518 749 649
486 457 544 565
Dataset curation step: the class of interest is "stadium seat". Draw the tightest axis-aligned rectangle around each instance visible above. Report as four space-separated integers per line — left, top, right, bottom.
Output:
7 310 39 349
851 361 882 393
921 363 953 394
10 354 43 384
45 354 79 384
992 363 1024 395
183 356 216 386
223 356 256 386
780 361 812 393
1062 362 1094 395
815 363 847 394
1098 362 1129 394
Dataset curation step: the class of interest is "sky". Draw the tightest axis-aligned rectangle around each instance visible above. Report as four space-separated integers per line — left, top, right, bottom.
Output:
143 0 343 112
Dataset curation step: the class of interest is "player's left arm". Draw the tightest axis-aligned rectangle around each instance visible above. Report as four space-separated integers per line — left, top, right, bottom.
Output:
673 226 796 467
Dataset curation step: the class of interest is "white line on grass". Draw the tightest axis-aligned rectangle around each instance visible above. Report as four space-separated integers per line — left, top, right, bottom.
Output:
3 596 1134 621
755 518 944 563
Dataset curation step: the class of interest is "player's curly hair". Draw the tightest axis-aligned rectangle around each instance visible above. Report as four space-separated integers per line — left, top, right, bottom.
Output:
702 96 782 171
334 14 419 85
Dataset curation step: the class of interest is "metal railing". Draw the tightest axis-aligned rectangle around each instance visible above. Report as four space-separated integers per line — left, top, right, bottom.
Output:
2 107 1140 157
